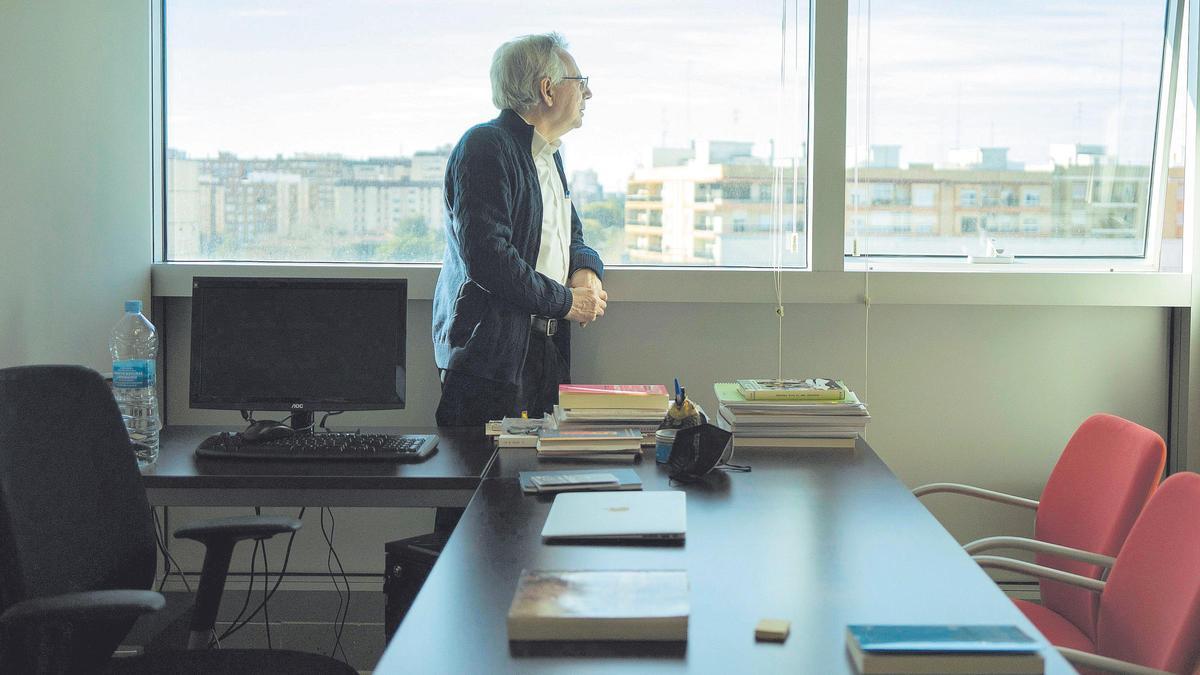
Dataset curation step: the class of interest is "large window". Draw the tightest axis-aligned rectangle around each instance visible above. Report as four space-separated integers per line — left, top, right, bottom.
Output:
165 1 809 267
844 0 1182 265
164 0 1190 272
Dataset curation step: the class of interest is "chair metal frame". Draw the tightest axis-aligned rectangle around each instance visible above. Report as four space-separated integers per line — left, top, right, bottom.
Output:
973 555 1172 675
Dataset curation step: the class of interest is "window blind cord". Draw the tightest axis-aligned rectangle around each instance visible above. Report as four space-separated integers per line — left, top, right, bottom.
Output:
850 0 873 401
792 0 801 250
863 0 872 401
770 0 785 380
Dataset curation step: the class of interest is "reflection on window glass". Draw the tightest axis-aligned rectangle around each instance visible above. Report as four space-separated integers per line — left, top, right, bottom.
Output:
845 0 1168 260
166 1 808 267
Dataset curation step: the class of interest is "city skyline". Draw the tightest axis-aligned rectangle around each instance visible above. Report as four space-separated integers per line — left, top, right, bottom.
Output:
167 0 1166 193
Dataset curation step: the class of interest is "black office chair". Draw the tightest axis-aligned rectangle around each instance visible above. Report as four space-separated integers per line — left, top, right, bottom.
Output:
0 365 355 674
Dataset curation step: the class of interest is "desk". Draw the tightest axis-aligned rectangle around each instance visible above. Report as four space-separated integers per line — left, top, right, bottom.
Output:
142 426 496 508
377 441 1072 674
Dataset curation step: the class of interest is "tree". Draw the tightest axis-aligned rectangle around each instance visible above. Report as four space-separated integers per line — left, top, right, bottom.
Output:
579 195 626 262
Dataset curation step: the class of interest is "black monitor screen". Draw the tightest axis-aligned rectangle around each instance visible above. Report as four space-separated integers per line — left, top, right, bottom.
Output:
189 277 407 412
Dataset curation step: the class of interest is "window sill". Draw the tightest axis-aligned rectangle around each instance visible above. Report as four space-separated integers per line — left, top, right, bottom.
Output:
151 262 1190 308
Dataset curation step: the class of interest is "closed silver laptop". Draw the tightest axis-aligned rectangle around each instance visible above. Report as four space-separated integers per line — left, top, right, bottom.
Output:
541 491 686 542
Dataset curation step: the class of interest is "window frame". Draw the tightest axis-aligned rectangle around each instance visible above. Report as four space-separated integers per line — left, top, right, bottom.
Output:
151 0 1196 307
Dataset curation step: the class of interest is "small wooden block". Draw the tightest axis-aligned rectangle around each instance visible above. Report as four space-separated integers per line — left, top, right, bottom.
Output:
755 618 791 642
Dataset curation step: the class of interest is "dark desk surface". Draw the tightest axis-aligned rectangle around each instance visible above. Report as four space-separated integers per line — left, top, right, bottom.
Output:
141 425 496 507
378 442 1071 674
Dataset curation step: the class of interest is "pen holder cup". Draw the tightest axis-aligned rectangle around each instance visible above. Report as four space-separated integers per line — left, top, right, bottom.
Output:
655 428 678 464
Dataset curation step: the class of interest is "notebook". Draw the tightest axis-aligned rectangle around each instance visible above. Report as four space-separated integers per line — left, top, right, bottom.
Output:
540 491 686 542
519 468 644 494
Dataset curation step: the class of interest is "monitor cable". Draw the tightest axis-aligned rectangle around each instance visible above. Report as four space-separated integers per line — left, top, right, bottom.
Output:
215 507 264 646
216 506 306 645
215 538 259 646
260 540 272 649
240 409 318 434
320 506 352 663
318 411 344 431
151 506 192 593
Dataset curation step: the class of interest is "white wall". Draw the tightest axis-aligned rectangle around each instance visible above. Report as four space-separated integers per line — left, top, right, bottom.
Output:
160 296 1169 576
0 0 152 369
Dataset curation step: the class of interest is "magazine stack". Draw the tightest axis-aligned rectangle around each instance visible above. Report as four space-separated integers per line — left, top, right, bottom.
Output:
713 378 870 449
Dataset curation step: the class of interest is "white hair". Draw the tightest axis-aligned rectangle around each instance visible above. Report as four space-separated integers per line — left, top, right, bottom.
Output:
490 33 570 113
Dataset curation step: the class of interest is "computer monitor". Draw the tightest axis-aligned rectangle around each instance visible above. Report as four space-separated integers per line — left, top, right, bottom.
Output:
189 277 407 430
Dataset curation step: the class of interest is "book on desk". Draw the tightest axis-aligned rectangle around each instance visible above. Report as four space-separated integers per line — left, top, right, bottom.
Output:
507 570 689 642
519 468 643 494
557 384 670 410
844 624 1043 674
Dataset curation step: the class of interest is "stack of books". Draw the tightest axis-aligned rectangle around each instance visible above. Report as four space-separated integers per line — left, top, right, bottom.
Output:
536 428 644 462
552 384 671 447
485 416 545 448
714 379 870 449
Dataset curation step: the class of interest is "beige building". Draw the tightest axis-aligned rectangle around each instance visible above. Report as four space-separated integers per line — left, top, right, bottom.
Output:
627 143 1156 264
332 179 443 235
626 158 803 265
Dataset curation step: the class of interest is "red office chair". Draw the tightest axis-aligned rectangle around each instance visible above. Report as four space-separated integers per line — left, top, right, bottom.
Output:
914 413 1165 643
975 472 1200 674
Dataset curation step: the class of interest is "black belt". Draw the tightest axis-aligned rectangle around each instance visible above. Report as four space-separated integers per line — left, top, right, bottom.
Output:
530 315 558 337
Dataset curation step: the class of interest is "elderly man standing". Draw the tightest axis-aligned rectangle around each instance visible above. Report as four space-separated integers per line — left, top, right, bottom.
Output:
432 33 607 427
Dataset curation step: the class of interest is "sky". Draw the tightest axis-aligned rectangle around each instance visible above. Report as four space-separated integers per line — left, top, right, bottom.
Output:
167 0 1168 192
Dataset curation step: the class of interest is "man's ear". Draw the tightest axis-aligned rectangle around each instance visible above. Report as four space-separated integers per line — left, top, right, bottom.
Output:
539 77 554 107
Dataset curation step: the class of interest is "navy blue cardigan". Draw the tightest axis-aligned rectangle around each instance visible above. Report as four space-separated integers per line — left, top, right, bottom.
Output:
432 109 605 385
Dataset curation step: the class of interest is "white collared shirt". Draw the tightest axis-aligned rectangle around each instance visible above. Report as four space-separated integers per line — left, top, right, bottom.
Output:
528 129 571 285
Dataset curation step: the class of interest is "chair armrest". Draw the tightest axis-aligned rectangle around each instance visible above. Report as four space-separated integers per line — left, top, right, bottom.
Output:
1057 647 1173 675
0 590 164 628
172 514 301 648
173 514 300 544
912 483 1039 510
972 555 1106 592
963 536 1116 568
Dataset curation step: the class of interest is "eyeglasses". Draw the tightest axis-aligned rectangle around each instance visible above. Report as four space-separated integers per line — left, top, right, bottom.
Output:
561 75 589 90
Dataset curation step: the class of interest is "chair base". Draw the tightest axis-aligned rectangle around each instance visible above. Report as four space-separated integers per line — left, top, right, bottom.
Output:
104 648 356 675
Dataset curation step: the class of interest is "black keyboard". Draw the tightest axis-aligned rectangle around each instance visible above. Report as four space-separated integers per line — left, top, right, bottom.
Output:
195 432 438 462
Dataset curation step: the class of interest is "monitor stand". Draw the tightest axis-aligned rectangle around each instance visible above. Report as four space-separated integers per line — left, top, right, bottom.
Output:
291 411 315 434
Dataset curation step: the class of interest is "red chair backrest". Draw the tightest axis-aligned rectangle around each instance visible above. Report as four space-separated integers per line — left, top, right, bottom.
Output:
1035 413 1165 641
1096 472 1200 673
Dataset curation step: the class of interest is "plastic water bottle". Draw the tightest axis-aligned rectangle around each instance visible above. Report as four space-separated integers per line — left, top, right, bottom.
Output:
110 300 161 465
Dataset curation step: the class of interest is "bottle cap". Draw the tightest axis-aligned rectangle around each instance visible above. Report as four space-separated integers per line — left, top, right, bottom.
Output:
125 300 142 314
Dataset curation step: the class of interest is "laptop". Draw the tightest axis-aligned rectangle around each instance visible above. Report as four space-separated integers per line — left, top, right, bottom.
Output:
540 491 687 543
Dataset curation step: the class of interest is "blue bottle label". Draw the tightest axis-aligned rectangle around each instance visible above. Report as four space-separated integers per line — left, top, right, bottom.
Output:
113 359 155 389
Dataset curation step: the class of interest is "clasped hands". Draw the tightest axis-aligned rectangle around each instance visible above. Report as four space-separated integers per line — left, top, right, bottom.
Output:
565 268 607 327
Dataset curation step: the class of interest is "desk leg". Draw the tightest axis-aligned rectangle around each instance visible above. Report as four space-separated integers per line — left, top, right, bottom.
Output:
434 507 464 533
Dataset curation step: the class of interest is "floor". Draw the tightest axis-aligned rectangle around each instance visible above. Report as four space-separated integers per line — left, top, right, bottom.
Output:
124 589 387 673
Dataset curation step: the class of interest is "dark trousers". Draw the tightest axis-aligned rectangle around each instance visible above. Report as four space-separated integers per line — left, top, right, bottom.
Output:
435 331 567 427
